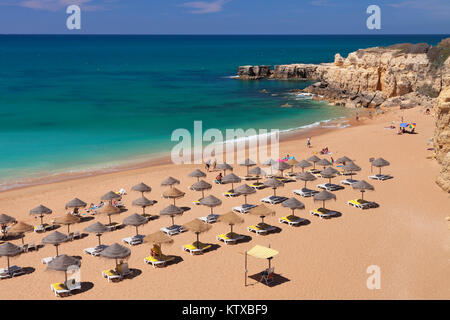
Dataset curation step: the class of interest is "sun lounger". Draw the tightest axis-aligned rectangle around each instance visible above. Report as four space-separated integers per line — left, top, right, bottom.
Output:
279 215 305 226
84 244 107 256
232 203 257 214
308 168 321 175
249 182 265 190
0 265 25 279
223 190 239 197
51 283 70 297
144 255 175 268
260 196 288 205
42 257 54 264
199 214 219 224
310 208 339 219
73 231 81 239
368 174 393 181
105 222 121 231
216 233 244 244
102 269 121 282
340 178 359 186
347 199 378 209
193 199 201 205
161 225 185 236
276 177 292 183
27 242 36 251
122 235 144 246
241 175 256 181
247 223 276 235
292 188 319 197
182 242 212 255
34 223 52 233
316 183 345 191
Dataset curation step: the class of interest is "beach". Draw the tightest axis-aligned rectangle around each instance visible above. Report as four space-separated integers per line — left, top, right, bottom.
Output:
0 105 448 300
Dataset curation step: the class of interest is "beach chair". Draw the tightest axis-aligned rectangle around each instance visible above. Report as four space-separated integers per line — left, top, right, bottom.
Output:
193 199 201 205
247 223 276 235
292 188 319 197
50 283 71 297
102 269 121 282
161 225 185 236
118 262 132 278
84 244 107 256
310 208 339 219
34 223 52 233
68 232 74 241
216 232 244 245
279 215 305 226
118 188 127 196
144 255 175 268
260 267 275 285
0 265 25 279
27 242 36 251
347 199 378 210
317 183 344 191
340 178 359 186
199 214 219 224
260 196 288 205
182 242 212 255
240 175 256 181
122 235 144 246
368 174 393 181
20 244 29 253
232 203 257 214
308 168 321 175
106 222 120 232
73 231 81 239
223 190 239 198
42 257 54 264
249 182 265 190
276 177 293 183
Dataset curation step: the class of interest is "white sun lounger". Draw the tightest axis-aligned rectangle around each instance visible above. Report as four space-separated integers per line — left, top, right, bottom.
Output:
316 183 345 191
0 265 25 279
260 196 288 205
340 178 359 186
122 235 144 246
84 244 108 256
161 225 185 236
292 188 319 197
199 214 219 224
368 174 393 181
42 257 54 264
232 203 257 214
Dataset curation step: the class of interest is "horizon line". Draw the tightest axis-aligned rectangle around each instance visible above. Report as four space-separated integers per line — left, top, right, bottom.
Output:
1 33 449 36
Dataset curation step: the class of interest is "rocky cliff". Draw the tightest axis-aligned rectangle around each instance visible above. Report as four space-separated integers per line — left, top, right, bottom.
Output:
434 87 450 192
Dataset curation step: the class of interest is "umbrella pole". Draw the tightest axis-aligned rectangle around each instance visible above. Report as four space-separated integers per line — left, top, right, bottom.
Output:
171 216 175 227
230 224 233 234
201 190 205 199
361 190 365 200
55 244 59 256
196 232 199 248
7 256 10 275
245 250 248 287
64 270 68 284
261 216 265 224
108 215 112 225
97 234 102 246
143 207 146 215
323 200 325 209
273 188 276 197
40 215 44 225
67 225 70 234
173 199 176 206
21 235 25 245
292 209 295 217
304 181 307 189
244 195 247 205
210 207 213 215
136 226 139 236
379 167 382 175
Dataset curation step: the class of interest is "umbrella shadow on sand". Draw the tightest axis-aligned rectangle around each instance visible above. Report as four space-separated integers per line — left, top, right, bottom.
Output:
248 272 290 287
180 207 191 212
72 282 94 295
124 268 142 280
21 266 35 276
291 219 311 227
79 216 95 223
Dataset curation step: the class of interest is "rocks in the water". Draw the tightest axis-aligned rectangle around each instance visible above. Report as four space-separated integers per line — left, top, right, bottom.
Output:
434 86 450 192
238 65 272 79
260 89 269 94
281 103 292 108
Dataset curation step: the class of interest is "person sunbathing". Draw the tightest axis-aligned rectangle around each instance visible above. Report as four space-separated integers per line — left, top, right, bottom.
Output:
215 173 223 183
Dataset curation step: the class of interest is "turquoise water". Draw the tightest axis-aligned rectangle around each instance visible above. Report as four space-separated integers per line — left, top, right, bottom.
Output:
0 35 448 188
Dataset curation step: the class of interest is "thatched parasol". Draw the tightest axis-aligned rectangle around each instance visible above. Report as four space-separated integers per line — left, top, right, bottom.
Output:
286 159 298 173
159 205 184 226
342 161 361 180
162 187 185 205
54 214 81 233
222 173 241 190
65 198 87 214
8 222 34 245
0 242 23 276
313 190 337 209
272 161 292 176
239 158 256 175
42 231 69 256
189 169 207 181
320 166 340 184
336 156 352 164
161 176 180 188
199 195 222 215
371 157 390 175
101 191 121 203
217 211 244 234
295 160 312 172
307 155 321 169
132 196 155 215
351 180 374 200
131 182 152 196
281 197 305 216
182 219 212 249
263 159 277 175
144 231 174 260
30 205 52 225
248 166 266 178
47 254 81 284
234 184 256 204
99 243 131 268
263 177 284 196
248 204 276 224
122 213 148 236
0 214 16 240
295 171 317 189
216 163 233 175
190 180 212 199
316 158 332 169
84 221 108 246
98 203 122 225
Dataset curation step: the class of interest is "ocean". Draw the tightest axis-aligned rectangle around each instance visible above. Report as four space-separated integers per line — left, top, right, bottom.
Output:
0 34 447 190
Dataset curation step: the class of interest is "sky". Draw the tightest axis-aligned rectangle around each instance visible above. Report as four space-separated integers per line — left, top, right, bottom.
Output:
0 0 449 34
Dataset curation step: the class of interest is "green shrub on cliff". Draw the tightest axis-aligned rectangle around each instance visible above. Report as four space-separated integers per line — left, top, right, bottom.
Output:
427 38 450 69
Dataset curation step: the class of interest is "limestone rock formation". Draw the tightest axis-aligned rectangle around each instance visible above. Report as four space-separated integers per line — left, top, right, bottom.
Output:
434 87 450 192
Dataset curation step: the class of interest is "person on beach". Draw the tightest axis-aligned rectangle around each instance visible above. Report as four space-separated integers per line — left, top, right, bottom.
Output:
205 159 211 172
331 157 334 164
425 108 430 115
212 158 217 170
307 137 311 148
355 112 359 121
215 172 223 184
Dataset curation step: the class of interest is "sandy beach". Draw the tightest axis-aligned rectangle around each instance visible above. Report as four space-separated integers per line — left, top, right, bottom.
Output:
0 106 449 300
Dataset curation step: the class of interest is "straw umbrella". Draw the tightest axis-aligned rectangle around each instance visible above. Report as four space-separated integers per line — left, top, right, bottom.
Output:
222 173 241 190
132 196 155 216
199 195 222 215
239 158 256 175
307 155 321 170
53 214 81 233
99 243 131 269
161 176 180 188
65 198 87 215
272 161 291 176
352 180 374 200
263 159 277 175
162 187 185 205
0 242 22 276
190 180 212 199
371 158 390 175
336 156 352 165
313 190 337 210
30 205 52 225
98 203 122 225
248 204 275 224
217 163 233 175
144 231 174 260
189 169 207 181
295 171 317 189
263 177 284 196
131 182 152 197
101 191 121 205
320 166 340 184
234 184 256 204
182 219 212 249
84 222 108 247
160 205 184 227
8 222 34 245
342 161 361 180
296 160 312 173
316 158 332 170
248 166 266 182
286 158 298 174
47 254 81 285
42 231 69 256
122 213 148 236
0 214 16 240
281 197 305 217
218 211 244 235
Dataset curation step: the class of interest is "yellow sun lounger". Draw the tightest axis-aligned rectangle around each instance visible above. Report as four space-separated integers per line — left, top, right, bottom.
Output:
347 199 377 209
216 233 244 244
193 199 201 205
144 255 173 268
223 191 239 197
102 269 121 282
50 282 70 297
279 215 305 226
182 242 212 255
310 208 339 219
247 224 276 235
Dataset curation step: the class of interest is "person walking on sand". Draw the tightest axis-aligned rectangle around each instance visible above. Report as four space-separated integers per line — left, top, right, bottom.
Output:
205 159 211 172
212 158 217 171
307 137 311 148
355 112 359 121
